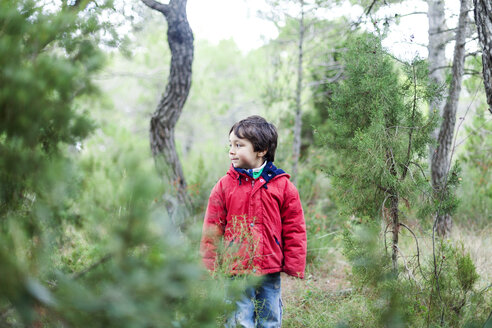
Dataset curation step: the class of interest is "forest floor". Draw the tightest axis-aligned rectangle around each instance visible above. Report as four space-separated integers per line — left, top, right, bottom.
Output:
280 223 492 327
282 251 351 302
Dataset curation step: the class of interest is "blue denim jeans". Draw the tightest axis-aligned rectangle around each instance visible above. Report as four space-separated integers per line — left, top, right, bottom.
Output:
225 272 282 328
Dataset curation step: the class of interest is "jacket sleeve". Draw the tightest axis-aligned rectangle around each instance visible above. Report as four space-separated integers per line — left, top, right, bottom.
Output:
200 180 227 271
280 180 307 279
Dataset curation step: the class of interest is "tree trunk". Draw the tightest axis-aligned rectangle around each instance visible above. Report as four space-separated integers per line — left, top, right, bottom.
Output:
141 0 193 208
292 0 305 185
427 0 448 159
385 145 400 272
390 193 399 273
431 0 469 236
474 0 492 113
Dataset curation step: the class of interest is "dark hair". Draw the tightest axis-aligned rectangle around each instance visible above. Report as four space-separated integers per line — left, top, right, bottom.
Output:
229 115 278 162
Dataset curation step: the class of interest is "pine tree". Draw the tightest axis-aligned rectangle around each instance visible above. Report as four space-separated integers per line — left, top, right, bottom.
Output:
320 33 439 271
0 2 233 326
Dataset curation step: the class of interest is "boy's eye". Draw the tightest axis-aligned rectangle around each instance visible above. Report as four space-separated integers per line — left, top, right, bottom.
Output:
236 143 241 148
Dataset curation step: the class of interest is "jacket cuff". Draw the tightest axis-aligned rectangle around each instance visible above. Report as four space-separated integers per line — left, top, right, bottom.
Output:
283 268 304 279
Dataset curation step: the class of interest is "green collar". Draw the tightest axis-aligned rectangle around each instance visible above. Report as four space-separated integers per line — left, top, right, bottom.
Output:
248 161 266 179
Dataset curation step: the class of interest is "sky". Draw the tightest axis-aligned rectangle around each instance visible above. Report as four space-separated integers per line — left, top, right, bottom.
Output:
186 0 463 61
187 0 277 52
184 0 480 144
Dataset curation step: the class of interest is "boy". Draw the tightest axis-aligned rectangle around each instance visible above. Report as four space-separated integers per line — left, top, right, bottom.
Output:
200 115 307 328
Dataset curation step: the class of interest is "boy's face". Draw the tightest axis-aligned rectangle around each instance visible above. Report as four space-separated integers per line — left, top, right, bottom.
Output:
229 131 266 169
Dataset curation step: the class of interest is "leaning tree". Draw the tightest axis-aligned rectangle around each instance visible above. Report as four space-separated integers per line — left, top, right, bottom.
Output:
474 0 492 113
141 0 193 208
430 0 469 235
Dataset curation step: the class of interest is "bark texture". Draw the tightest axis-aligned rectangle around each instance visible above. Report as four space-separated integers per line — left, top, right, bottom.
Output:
386 146 400 272
390 193 399 272
292 0 305 185
474 0 492 113
431 0 469 236
427 0 448 158
141 0 193 206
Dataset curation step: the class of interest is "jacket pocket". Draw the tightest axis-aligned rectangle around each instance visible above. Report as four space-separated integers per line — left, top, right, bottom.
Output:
274 235 282 250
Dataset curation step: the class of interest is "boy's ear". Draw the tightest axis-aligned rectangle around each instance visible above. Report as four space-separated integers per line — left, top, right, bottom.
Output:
258 149 267 158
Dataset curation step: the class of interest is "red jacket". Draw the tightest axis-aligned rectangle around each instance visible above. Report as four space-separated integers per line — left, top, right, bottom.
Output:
200 162 307 278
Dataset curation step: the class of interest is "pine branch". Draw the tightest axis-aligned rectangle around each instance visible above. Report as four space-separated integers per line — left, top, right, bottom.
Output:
399 223 427 282
395 11 427 18
402 64 418 180
71 254 113 280
365 0 378 15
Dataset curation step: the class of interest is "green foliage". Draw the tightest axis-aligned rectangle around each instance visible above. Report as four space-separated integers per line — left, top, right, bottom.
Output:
342 221 391 288
282 281 379 327
262 16 349 167
0 0 104 212
1 1 489 326
340 222 490 328
45 153 232 328
0 2 238 327
0 2 109 320
439 163 462 216
455 247 479 292
318 33 438 219
314 33 489 328
294 159 340 265
421 240 488 327
456 103 492 227
341 222 413 327
417 162 462 223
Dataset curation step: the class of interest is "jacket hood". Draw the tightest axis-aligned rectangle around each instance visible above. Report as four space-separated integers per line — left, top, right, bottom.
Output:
227 161 288 187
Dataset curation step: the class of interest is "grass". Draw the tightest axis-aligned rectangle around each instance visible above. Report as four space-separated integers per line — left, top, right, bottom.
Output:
280 222 492 327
